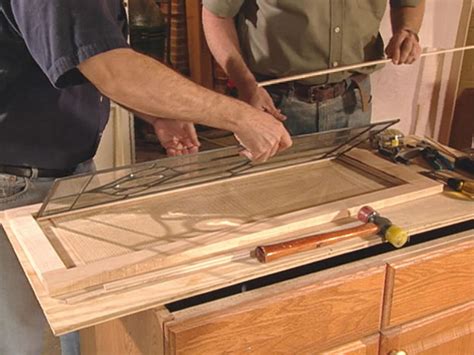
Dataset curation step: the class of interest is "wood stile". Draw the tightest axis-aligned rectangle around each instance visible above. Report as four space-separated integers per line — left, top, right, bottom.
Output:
2 210 66 280
27 149 442 298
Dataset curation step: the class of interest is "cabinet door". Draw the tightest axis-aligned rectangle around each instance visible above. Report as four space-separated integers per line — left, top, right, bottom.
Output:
380 302 474 355
382 236 474 328
164 264 385 355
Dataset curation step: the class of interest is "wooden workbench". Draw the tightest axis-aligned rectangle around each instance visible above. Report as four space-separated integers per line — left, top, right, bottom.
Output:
1 146 473 354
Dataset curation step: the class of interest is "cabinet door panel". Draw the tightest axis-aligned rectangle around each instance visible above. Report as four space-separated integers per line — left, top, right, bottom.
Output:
383 238 474 328
381 302 474 355
166 265 385 354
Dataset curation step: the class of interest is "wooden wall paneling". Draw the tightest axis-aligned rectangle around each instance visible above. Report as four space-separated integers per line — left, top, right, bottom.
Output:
438 0 473 144
451 6 474 149
185 0 214 88
449 88 474 150
381 231 474 329
322 334 380 355
80 307 174 355
165 262 386 354
380 301 474 355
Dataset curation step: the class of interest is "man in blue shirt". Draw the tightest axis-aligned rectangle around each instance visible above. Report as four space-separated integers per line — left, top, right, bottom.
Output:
0 1 292 354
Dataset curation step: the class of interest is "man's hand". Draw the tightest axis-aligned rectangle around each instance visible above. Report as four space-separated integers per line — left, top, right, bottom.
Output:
235 110 292 163
385 29 421 65
153 119 200 156
239 85 286 121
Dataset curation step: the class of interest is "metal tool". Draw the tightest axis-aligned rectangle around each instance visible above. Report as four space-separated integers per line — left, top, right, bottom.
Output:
371 129 407 163
419 137 474 174
424 172 474 199
255 206 408 263
396 143 455 171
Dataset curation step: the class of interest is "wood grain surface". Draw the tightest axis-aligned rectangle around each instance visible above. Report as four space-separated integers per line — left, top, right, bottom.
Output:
165 264 385 354
81 308 173 355
382 236 474 328
381 301 474 354
322 334 380 355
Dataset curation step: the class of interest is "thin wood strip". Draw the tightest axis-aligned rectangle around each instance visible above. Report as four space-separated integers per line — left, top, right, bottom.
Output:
258 46 474 87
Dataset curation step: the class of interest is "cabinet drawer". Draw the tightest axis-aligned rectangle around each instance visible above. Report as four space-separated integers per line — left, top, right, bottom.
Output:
165 264 385 354
380 301 474 355
382 236 474 328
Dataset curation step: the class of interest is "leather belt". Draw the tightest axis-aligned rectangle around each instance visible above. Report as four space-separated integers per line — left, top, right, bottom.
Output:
260 74 370 110
0 165 74 178
262 78 348 104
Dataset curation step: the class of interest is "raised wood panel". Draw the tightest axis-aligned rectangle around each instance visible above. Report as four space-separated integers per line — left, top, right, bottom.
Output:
380 301 474 355
322 334 380 355
80 308 173 355
165 264 385 354
382 237 474 328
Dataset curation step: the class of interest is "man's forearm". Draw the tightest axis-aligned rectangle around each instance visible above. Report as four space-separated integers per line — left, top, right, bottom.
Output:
78 48 253 133
390 0 425 34
202 8 257 93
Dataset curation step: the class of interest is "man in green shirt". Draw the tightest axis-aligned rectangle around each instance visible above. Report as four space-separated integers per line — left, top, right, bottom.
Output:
203 0 425 135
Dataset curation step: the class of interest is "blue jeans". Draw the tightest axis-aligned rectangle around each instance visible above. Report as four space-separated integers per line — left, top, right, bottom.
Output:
0 161 93 355
270 77 372 136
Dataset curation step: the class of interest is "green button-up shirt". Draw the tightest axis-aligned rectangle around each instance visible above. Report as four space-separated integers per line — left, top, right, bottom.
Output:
203 0 420 84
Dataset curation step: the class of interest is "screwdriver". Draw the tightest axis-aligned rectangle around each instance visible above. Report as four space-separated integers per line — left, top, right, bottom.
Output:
426 172 474 199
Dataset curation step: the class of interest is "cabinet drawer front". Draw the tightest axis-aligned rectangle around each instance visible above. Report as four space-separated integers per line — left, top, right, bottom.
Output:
322 334 380 355
383 238 474 328
166 266 385 354
381 302 474 355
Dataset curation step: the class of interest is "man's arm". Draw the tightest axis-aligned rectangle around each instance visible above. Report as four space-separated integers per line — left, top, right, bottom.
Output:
78 48 291 162
202 8 285 120
386 0 426 65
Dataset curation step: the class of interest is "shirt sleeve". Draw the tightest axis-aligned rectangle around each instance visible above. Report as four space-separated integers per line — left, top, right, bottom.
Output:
202 0 245 17
11 0 129 88
390 0 421 7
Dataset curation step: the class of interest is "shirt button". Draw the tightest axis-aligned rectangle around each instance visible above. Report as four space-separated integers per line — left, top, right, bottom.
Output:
333 61 339 67
100 96 104 103
334 27 341 33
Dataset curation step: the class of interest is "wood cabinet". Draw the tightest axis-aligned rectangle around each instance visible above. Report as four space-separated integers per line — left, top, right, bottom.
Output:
81 230 474 355
380 302 474 355
383 236 474 328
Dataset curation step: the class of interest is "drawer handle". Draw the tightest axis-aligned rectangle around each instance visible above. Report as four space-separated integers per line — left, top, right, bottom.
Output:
389 351 407 355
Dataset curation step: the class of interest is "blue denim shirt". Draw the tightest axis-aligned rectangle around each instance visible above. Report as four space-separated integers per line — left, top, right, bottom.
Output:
0 0 129 170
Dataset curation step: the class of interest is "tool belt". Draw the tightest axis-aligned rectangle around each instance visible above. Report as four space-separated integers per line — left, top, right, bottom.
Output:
0 165 74 178
261 73 371 112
